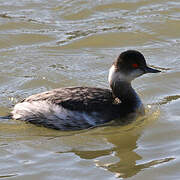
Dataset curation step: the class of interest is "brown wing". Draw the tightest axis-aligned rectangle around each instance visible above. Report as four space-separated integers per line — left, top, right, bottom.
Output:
24 87 115 111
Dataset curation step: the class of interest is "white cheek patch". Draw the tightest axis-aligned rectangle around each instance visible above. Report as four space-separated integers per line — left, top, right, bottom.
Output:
108 65 116 83
128 69 143 80
108 65 143 83
108 65 130 83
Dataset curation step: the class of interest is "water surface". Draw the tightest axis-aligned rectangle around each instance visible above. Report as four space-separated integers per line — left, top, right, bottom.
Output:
0 0 180 179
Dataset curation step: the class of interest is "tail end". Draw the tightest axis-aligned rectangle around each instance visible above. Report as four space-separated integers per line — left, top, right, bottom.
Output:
0 115 12 120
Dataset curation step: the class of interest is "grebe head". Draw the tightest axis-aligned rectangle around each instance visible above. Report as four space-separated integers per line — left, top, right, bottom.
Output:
108 50 160 84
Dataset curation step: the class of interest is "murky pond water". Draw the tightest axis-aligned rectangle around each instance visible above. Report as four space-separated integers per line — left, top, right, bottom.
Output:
0 0 180 179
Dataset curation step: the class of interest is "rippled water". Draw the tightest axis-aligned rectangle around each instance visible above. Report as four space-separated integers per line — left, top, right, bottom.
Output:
0 0 180 179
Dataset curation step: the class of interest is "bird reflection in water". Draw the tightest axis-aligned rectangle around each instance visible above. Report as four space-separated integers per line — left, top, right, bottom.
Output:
69 116 174 178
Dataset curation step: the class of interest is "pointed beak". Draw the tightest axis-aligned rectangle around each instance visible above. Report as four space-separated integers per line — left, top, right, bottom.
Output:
144 66 161 73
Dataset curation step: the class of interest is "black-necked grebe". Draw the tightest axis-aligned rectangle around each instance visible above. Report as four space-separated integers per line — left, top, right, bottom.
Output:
12 50 160 130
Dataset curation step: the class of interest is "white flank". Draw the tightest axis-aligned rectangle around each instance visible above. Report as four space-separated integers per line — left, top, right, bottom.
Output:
12 101 100 127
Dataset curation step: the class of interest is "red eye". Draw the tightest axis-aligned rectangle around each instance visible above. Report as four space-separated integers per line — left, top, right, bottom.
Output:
132 63 138 68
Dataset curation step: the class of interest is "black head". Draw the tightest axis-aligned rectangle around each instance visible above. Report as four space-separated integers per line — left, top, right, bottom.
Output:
115 50 160 74
108 50 160 83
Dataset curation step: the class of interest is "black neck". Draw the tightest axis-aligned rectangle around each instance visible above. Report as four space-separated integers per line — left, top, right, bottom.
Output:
110 80 142 108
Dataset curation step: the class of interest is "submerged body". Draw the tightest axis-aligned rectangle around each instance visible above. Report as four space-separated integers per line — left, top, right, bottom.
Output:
12 50 160 130
12 86 143 130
